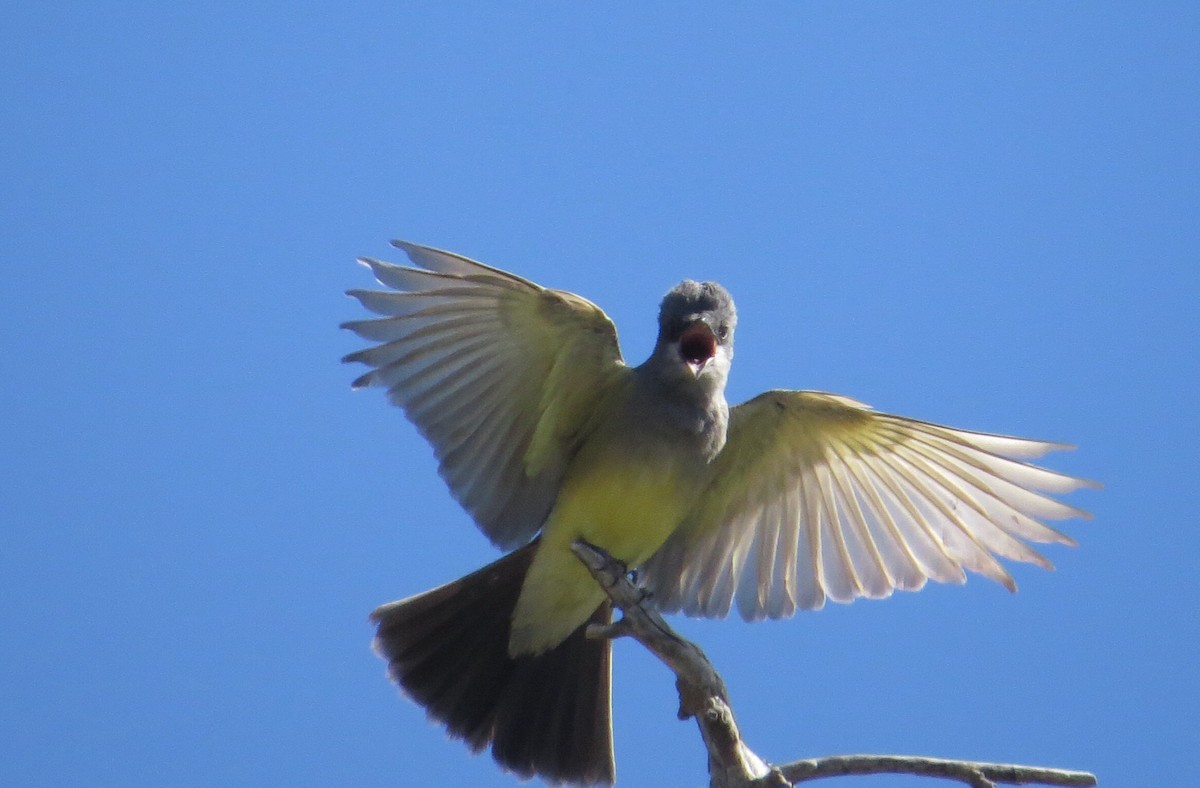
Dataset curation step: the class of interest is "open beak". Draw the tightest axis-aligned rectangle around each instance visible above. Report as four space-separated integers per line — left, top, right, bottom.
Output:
679 321 717 376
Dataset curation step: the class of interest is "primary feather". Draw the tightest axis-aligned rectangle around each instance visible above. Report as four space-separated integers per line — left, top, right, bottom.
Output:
640 390 1096 620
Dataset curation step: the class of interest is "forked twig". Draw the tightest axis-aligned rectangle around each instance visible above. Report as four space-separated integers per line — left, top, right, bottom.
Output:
570 540 1097 788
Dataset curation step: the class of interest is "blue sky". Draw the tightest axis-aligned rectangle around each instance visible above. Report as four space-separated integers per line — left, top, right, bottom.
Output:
2 4 1196 786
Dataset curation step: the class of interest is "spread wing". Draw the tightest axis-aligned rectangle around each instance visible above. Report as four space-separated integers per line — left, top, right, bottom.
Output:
343 241 627 549
640 390 1097 620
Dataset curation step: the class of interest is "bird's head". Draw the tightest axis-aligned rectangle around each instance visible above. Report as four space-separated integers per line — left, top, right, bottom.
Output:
651 280 736 389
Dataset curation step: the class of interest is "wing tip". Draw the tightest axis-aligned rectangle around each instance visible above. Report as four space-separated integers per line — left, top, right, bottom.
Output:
349 370 376 389
357 256 403 285
1008 436 1076 455
356 256 395 282
345 288 373 305
1053 502 1095 522
389 239 429 267
1027 547 1057 572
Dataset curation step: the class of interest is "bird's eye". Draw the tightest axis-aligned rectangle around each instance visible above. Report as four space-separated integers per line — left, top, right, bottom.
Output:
717 324 729 340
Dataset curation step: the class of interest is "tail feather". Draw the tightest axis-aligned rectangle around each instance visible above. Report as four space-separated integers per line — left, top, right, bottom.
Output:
492 604 613 782
371 543 615 785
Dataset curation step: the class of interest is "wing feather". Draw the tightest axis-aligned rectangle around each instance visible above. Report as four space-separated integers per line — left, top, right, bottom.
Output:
888 445 1054 568
825 456 892 598
840 451 957 586
817 462 864 602
641 390 1094 619
772 488 803 617
879 424 1091 523
344 242 627 548
833 453 920 588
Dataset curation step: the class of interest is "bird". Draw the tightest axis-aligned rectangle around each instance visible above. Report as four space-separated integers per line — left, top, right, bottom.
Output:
343 240 1095 786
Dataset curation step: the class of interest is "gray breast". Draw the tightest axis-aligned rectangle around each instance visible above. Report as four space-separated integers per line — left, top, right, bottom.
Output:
622 375 729 464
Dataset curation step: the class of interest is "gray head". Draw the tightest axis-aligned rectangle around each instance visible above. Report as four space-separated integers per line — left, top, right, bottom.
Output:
649 280 737 386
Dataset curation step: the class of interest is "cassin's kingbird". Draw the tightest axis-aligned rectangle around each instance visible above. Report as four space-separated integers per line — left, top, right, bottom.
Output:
344 241 1094 785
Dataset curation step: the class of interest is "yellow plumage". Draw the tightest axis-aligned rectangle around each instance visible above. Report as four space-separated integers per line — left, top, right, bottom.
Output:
511 434 697 655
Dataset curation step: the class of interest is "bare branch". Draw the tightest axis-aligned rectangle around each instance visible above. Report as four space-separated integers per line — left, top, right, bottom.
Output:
571 540 777 787
570 539 1097 788
779 755 1097 786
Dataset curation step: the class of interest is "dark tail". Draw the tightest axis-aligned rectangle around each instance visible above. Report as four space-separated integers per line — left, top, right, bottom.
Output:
370 543 615 785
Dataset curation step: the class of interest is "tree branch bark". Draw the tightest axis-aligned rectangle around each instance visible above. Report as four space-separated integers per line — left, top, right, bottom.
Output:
570 540 1097 788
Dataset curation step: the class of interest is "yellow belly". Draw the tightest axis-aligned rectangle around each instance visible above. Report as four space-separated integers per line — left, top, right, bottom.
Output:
508 447 696 656
551 458 691 562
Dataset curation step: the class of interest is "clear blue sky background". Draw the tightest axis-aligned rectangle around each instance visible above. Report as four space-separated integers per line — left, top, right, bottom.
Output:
2 4 1196 787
